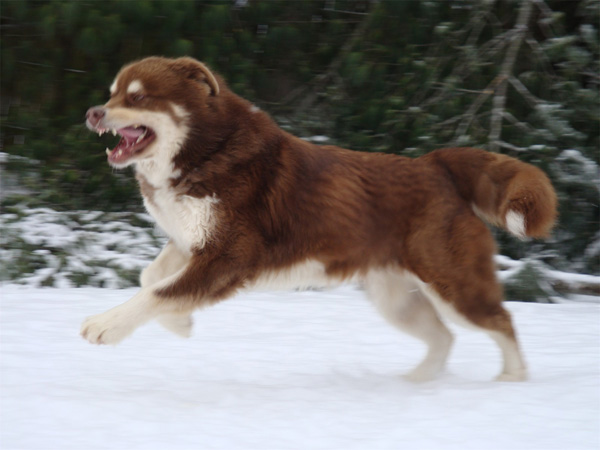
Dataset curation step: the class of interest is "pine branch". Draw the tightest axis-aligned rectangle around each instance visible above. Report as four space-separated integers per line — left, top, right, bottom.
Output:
284 3 378 112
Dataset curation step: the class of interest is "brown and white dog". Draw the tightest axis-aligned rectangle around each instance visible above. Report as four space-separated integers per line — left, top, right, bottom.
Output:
83 56 557 382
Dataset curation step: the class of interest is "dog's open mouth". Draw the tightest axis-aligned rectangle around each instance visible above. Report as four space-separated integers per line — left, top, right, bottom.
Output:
97 125 156 165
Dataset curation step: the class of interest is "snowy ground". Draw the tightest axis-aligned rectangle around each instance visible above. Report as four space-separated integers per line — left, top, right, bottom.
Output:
1 285 599 450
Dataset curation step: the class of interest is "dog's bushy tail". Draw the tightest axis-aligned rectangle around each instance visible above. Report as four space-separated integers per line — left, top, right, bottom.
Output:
423 148 557 238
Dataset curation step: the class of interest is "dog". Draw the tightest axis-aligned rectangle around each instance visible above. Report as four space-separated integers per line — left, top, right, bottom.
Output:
83 56 557 382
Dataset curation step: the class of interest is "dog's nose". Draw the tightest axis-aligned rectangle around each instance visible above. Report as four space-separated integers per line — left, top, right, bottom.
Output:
86 106 106 128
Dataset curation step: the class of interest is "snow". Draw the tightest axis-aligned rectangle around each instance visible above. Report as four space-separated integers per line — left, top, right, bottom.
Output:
5 206 599 301
304 136 330 143
1 207 165 288
496 254 599 285
554 149 600 193
2 284 599 450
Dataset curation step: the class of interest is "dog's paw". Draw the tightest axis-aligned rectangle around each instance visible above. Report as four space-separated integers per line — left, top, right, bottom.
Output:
80 310 135 345
157 313 193 338
403 366 441 383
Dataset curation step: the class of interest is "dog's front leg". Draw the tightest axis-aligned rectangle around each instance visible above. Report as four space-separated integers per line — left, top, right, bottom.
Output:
81 287 164 345
141 240 194 338
140 240 189 288
81 264 193 345
81 245 247 345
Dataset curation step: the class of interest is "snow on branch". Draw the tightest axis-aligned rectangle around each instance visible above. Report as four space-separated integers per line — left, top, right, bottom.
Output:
496 255 600 299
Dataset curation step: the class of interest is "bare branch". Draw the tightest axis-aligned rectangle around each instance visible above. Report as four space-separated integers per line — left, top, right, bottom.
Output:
525 37 554 74
284 5 377 110
508 76 542 107
432 115 463 130
502 111 537 133
532 0 555 39
476 29 514 57
466 1 497 47
495 140 528 152
419 29 511 109
533 0 553 17
323 8 369 16
454 75 504 141
489 0 533 151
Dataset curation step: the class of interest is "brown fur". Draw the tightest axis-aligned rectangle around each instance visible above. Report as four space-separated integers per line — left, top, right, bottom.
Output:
121 58 554 325
422 149 557 238
87 57 559 378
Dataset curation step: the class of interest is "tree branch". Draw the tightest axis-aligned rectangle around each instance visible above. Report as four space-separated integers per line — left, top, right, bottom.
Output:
502 111 537 133
496 140 527 152
508 76 542 107
454 75 504 141
489 0 533 151
284 3 378 111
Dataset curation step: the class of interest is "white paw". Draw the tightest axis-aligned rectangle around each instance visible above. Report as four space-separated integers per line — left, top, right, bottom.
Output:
80 310 136 345
403 366 440 383
157 313 193 338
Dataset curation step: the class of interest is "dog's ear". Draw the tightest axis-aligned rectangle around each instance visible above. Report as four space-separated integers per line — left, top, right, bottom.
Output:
170 57 220 96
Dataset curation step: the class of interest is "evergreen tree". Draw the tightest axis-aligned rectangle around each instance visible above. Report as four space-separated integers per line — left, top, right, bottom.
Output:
1 0 597 275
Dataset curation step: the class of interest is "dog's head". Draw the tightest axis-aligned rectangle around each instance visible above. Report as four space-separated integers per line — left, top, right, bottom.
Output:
86 57 220 168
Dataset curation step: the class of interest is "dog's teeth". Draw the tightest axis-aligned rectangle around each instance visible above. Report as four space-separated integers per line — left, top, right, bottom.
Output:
105 148 111 155
136 130 147 144
111 129 117 136
117 149 123 156
98 130 104 136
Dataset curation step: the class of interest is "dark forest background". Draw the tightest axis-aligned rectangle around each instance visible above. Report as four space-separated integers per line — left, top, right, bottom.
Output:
1 0 598 282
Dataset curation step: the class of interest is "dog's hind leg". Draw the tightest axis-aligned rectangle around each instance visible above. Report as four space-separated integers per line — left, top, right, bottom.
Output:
413 213 528 382
365 268 454 382
422 283 527 382
140 240 194 338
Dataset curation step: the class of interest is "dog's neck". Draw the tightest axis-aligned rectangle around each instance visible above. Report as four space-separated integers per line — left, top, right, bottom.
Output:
135 156 182 189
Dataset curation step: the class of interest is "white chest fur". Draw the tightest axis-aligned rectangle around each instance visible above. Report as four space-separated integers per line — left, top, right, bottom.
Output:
143 183 218 252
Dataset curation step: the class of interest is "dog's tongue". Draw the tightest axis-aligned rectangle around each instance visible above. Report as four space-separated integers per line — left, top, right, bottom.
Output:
107 126 148 164
118 126 145 139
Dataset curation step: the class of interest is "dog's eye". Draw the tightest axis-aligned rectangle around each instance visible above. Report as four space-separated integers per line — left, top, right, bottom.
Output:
132 94 145 102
